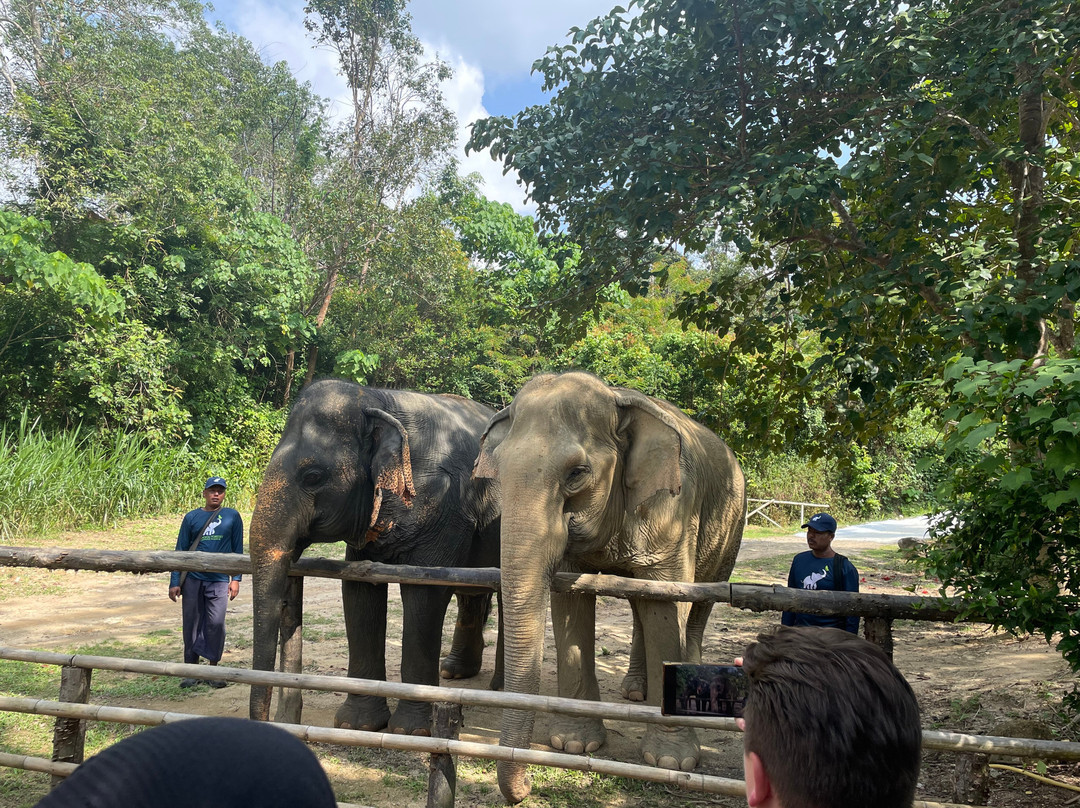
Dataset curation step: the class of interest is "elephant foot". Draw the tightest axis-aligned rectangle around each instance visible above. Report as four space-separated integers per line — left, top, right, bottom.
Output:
488 669 504 691
387 700 434 736
619 673 646 702
550 717 606 755
641 724 699 772
439 645 484 680
335 695 390 732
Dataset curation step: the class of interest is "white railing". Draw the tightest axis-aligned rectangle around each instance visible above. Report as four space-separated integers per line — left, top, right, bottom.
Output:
745 498 828 528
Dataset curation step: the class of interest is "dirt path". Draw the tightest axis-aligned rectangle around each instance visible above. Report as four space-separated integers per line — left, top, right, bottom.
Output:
2 535 1078 807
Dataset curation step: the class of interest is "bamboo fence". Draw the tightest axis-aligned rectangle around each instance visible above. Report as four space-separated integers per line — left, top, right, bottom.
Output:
0 544 1072 808
3 647 1077 763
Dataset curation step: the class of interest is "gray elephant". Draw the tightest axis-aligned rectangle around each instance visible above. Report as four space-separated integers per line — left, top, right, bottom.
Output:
249 379 501 735
473 371 745 802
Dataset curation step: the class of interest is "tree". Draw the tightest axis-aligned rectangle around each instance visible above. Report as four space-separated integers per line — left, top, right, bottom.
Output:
291 0 457 392
469 0 1080 672
0 210 125 419
1 0 319 434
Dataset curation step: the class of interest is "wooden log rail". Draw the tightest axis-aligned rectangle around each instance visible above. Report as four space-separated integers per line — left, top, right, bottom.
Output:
0 545 965 622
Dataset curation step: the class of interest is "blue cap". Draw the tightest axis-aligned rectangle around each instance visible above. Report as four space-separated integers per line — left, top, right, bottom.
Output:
204 476 227 490
802 512 837 533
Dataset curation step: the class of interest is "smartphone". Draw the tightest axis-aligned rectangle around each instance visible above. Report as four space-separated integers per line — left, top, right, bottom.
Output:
661 663 748 718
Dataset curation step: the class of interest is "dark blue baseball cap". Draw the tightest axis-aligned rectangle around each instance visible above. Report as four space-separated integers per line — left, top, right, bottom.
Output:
204 476 227 490
802 512 837 533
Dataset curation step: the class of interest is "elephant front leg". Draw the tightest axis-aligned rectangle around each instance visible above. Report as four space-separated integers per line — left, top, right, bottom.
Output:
390 583 454 735
336 579 391 731
619 599 647 702
638 598 700 772
440 591 492 680
548 590 606 755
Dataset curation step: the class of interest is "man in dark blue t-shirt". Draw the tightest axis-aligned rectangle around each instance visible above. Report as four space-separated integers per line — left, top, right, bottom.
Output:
168 476 244 687
780 512 859 634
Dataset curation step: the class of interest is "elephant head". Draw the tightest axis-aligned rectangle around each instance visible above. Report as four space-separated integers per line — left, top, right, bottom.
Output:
249 379 415 721
473 372 685 802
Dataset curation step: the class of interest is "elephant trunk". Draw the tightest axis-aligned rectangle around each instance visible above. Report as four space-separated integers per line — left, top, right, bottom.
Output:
497 502 566 804
248 466 298 721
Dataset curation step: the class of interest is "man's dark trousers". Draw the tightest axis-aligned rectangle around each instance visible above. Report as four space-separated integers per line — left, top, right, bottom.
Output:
181 577 229 663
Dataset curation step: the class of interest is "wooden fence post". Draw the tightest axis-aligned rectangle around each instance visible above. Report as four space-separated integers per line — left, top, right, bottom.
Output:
51 665 91 786
427 701 462 808
275 575 304 724
863 616 894 660
953 752 990 805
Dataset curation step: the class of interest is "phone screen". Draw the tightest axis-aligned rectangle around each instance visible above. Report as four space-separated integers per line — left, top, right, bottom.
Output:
661 663 748 717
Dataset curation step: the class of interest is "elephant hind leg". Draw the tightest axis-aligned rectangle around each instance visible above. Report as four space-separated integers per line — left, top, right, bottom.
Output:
620 599 647 702
440 591 492 680
685 601 714 664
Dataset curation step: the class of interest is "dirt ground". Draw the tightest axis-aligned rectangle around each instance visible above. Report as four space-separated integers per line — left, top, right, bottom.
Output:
2 534 1079 807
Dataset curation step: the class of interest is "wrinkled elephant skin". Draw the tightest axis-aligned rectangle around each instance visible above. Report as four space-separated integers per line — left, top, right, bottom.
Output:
249 380 502 734
474 372 745 803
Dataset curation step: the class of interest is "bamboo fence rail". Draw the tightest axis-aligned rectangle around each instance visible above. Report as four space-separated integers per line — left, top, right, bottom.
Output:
0 695 977 808
3 647 1078 763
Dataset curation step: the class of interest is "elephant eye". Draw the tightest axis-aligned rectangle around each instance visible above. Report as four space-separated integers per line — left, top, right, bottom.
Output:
565 465 590 489
300 468 325 488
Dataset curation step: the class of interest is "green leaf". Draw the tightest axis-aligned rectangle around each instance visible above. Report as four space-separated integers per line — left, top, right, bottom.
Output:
1000 467 1033 491
1041 479 1080 511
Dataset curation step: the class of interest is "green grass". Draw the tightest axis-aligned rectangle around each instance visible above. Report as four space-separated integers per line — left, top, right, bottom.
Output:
741 524 796 540
0 415 269 544
0 629 229 808
729 553 792 584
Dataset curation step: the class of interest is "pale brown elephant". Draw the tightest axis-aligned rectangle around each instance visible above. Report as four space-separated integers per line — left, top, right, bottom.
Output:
473 371 745 803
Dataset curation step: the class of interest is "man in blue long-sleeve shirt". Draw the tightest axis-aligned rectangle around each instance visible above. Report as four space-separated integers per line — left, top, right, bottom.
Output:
780 512 860 634
168 476 244 687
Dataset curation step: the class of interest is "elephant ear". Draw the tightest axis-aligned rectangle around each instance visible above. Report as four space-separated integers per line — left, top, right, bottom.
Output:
362 407 416 542
473 407 510 479
614 389 683 515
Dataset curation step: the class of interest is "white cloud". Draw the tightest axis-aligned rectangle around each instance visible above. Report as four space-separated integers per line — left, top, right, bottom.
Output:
436 52 535 215
222 1 351 117
215 0 592 213
408 0 622 82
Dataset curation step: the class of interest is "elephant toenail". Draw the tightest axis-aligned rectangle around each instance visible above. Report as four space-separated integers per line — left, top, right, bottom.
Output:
681 757 696 771
585 741 601 753
551 736 565 750
643 751 657 766
565 741 585 754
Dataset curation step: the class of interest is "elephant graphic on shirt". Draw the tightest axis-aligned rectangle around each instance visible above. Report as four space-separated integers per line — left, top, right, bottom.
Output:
802 570 827 589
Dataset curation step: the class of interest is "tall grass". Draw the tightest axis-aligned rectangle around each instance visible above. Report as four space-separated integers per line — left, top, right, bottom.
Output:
0 414 218 541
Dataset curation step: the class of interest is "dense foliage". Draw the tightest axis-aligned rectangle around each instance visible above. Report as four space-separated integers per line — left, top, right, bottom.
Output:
469 0 1080 671
1 0 940 542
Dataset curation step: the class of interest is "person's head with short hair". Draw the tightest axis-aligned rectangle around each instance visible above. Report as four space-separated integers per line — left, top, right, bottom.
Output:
801 512 837 558
740 627 921 808
202 476 227 510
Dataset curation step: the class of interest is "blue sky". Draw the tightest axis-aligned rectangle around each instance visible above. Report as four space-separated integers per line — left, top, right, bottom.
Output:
209 0 620 212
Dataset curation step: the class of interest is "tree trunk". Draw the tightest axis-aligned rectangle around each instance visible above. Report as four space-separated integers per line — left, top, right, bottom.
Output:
1012 51 1048 359
303 264 340 387
282 349 296 406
